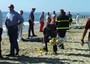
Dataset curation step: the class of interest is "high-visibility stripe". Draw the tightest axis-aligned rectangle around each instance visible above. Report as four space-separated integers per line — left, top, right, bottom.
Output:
56 20 69 22
57 26 72 29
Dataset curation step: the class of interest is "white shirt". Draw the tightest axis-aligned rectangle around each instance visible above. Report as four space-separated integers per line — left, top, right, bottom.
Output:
0 10 2 28
52 14 56 20
76 15 79 21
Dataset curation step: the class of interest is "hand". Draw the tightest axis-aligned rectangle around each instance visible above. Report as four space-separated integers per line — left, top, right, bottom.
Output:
81 39 85 46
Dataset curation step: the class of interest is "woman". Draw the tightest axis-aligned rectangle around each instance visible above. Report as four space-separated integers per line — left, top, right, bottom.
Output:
39 11 45 32
17 10 24 42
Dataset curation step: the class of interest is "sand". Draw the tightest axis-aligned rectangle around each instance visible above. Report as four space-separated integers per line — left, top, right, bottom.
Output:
0 19 90 64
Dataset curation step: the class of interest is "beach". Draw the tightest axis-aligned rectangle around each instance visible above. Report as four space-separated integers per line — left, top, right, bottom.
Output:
0 19 90 64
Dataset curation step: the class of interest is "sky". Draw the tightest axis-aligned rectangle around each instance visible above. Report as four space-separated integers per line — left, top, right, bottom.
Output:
0 0 90 13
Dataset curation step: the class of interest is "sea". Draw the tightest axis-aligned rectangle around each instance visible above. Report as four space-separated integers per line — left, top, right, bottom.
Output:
2 12 90 22
2 12 90 35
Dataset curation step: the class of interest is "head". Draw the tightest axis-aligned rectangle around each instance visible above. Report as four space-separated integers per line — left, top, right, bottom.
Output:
68 12 70 14
53 11 56 14
77 13 79 15
47 12 50 15
20 10 23 16
60 9 66 15
42 11 44 15
8 4 14 12
32 8 36 12
46 24 51 30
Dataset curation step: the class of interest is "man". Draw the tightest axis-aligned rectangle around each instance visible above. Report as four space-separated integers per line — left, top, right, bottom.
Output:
43 24 57 54
5 4 24 56
56 9 69 49
81 18 90 49
17 10 24 42
0 9 3 57
46 12 51 25
67 11 72 25
28 8 36 38
76 13 80 26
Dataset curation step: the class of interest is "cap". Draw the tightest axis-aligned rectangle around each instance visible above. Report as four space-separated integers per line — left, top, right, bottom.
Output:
8 4 14 8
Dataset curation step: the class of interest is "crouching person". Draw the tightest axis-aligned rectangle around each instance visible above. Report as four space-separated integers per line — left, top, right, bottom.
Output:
43 24 57 54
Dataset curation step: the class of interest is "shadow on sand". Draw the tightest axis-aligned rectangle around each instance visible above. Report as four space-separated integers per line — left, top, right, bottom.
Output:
0 55 66 64
65 48 90 58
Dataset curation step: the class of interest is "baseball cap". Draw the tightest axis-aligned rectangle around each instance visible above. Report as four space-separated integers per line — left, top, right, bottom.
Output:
8 4 14 8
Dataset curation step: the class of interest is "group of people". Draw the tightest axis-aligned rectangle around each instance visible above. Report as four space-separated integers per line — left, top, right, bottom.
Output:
0 4 90 57
39 11 57 32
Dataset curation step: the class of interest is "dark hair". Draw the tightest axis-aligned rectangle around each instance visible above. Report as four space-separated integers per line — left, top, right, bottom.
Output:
20 10 23 13
32 8 36 10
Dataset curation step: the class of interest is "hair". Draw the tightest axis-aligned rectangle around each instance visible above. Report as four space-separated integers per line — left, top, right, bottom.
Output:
20 10 23 13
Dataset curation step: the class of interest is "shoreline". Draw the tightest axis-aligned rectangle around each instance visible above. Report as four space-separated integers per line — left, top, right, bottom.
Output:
2 21 40 36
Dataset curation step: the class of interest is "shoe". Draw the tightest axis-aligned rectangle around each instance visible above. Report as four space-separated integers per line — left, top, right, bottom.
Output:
33 34 37 36
28 37 31 39
39 30 43 32
43 47 48 52
6 54 15 56
16 50 19 55
0 55 3 58
54 52 58 55
28 35 31 38
45 52 48 55
59 44 64 49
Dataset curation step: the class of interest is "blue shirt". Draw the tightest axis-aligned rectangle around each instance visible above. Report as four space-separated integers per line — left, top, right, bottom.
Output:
29 11 34 21
5 10 24 27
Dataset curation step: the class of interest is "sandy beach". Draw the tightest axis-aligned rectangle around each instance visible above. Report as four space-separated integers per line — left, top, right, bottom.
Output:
0 19 90 64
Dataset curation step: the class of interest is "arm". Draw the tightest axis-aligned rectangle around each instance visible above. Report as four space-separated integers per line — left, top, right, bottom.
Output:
17 13 24 25
5 21 8 28
5 14 8 28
